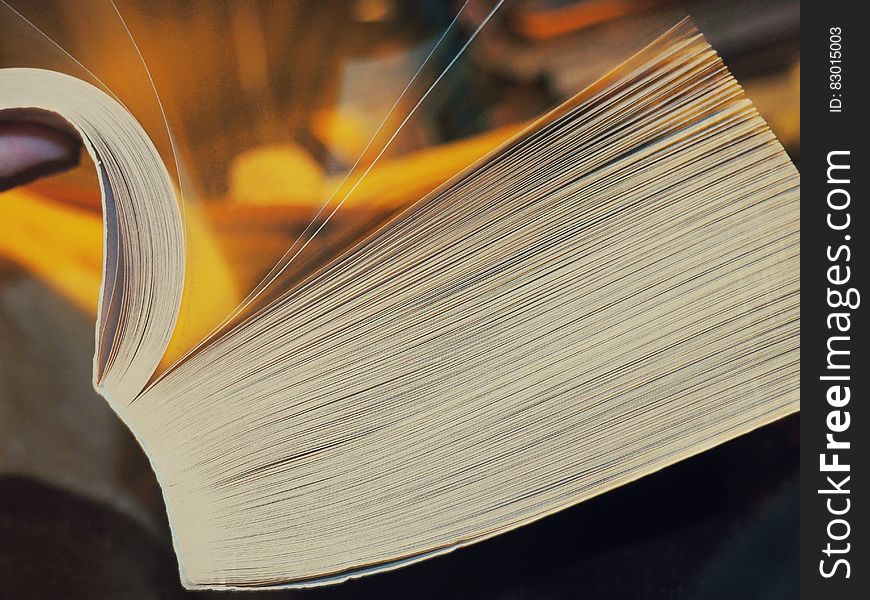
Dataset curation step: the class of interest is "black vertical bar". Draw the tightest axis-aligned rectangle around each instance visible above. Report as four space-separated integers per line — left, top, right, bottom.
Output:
801 2 867 598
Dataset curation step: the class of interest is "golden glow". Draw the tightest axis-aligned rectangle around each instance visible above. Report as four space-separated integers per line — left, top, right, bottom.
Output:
0 188 102 313
229 121 526 211
229 143 325 206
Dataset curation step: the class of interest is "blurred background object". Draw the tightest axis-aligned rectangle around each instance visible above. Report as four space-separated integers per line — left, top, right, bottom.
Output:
0 0 799 310
1 1 798 597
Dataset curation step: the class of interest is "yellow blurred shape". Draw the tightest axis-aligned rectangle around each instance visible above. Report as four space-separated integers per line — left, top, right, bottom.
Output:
0 188 102 313
312 106 375 165
229 143 325 206
231 120 526 212
325 122 527 212
513 0 662 40
160 199 241 371
353 0 395 23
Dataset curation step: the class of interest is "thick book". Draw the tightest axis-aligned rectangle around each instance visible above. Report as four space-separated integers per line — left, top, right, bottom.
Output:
0 21 799 589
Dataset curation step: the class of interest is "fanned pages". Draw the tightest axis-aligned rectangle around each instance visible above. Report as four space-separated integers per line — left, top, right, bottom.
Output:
0 22 799 589
0 69 184 402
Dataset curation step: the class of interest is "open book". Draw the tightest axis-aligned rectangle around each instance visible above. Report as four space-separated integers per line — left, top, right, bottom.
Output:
0 21 799 589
